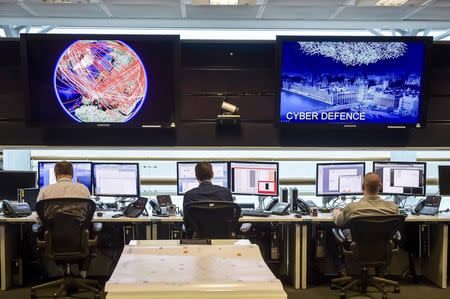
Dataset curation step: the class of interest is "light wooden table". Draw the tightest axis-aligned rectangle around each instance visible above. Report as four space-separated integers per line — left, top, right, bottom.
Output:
105 240 287 299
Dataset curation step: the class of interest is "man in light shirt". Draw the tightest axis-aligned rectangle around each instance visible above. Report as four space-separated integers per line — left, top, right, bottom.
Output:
36 161 92 279
37 161 91 201
331 172 398 276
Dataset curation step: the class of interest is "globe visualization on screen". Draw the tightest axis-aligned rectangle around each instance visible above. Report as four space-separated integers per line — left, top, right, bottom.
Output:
53 40 148 123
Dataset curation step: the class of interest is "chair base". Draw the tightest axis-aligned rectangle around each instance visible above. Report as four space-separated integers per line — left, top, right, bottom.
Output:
31 276 100 299
331 270 400 299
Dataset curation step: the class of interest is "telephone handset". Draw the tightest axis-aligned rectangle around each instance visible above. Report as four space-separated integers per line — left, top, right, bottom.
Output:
150 199 169 216
270 202 291 216
122 197 148 218
296 198 315 215
413 199 425 215
1 200 32 217
265 198 279 211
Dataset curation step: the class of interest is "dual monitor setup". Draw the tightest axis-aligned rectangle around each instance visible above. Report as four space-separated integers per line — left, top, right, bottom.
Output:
317 162 427 197
37 162 140 198
177 161 279 197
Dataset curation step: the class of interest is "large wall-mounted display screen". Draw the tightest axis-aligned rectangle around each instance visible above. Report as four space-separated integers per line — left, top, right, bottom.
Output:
278 36 431 127
22 34 179 127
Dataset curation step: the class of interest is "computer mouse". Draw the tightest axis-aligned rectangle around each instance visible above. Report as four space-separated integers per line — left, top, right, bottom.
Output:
96 212 103 217
294 213 302 218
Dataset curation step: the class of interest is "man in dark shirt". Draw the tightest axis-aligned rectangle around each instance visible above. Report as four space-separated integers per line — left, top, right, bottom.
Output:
183 162 233 207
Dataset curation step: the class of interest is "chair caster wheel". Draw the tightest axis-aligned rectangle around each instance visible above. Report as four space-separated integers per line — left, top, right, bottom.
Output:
340 291 346 299
393 286 400 293
382 294 388 299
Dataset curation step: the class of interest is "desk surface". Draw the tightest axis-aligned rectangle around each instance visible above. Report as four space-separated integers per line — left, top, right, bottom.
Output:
300 212 450 222
1 211 450 224
105 241 287 299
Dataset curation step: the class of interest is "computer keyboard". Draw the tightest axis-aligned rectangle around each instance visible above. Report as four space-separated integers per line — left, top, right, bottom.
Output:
241 209 271 217
420 206 439 215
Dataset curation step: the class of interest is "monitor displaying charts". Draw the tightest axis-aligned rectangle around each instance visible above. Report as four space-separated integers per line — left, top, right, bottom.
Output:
177 162 229 195
373 162 426 196
230 162 279 196
93 163 140 197
316 163 366 196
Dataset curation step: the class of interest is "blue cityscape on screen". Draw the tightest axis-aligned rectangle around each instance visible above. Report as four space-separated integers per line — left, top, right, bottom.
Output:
280 40 426 124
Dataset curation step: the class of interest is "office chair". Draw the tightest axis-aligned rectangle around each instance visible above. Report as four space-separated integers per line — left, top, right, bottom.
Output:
31 198 101 299
183 201 241 239
331 215 405 299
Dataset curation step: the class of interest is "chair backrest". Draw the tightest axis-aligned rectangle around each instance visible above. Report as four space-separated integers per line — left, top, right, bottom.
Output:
183 201 241 239
346 215 405 268
36 198 96 261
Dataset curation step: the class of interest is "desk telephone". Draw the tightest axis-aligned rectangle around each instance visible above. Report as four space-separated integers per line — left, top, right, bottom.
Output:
296 199 317 215
413 195 442 216
1 200 32 217
264 198 291 216
112 197 148 218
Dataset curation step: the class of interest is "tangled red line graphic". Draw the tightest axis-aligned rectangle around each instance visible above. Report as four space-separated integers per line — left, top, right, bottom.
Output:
54 40 147 123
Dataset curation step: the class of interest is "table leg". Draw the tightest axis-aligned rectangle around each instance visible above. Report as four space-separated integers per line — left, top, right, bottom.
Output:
145 224 152 240
0 223 6 291
0 224 18 291
301 224 308 290
151 223 158 240
290 223 301 289
422 223 448 288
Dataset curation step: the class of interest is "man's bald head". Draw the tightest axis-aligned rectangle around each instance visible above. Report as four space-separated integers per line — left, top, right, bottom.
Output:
363 172 382 195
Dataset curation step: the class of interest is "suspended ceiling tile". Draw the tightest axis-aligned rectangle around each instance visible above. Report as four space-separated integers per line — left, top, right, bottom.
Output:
0 3 33 17
335 6 417 20
105 4 182 18
407 7 450 21
22 3 108 18
186 5 260 19
262 6 338 20
266 0 347 5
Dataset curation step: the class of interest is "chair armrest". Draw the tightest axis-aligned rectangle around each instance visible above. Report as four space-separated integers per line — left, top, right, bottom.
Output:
240 223 252 233
332 227 346 244
392 230 401 252
32 223 43 234
92 223 103 233
393 230 401 242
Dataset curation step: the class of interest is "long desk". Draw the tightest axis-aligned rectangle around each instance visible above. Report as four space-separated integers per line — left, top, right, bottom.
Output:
105 240 287 299
1 212 449 291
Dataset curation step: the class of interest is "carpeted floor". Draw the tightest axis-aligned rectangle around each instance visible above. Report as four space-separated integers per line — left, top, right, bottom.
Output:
0 279 448 299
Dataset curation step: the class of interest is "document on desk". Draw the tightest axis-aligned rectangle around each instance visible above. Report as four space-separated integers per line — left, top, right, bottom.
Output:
105 243 287 299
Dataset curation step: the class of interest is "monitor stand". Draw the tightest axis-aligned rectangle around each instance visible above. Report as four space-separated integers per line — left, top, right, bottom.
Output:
256 196 267 211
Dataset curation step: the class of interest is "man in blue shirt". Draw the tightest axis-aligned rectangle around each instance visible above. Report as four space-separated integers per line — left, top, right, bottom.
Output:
183 162 233 207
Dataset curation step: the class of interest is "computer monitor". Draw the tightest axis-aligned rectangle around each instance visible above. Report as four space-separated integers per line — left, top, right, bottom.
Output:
438 165 450 196
0 171 36 201
230 162 279 196
316 163 366 196
92 163 140 197
38 162 92 191
177 162 229 195
373 162 426 196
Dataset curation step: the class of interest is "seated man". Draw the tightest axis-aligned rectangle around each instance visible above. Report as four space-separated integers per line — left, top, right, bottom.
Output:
37 161 91 201
331 172 399 275
183 162 233 208
36 161 92 279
